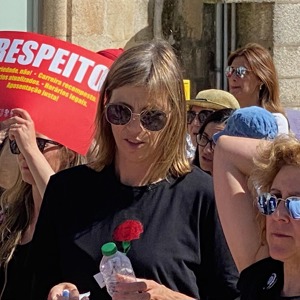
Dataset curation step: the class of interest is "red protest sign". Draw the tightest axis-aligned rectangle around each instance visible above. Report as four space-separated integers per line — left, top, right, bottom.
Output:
0 31 113 155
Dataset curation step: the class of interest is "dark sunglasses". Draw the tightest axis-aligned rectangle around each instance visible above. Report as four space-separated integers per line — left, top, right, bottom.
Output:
105 103 168 131
225 66 250 78
187 110 214 125
196 134 215 150
9 137 62 155
257 193 300 220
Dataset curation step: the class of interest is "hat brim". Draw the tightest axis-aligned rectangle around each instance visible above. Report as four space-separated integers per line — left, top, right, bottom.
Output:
187 99 230 110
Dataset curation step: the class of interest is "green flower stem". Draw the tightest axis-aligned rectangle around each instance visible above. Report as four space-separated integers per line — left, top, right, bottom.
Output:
122 241 131 254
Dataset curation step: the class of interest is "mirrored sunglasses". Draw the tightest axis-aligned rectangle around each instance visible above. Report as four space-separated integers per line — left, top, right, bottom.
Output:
187 110 214 125
9 137 62 155
257 192 300 220
105 103 167 132
225 66 249 78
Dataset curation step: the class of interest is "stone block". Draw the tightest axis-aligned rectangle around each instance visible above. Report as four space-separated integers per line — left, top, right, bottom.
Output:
274 4 300 44
71 0 105 35
274 46 300 78
105 0 148 42
280 79 300 107
41 0 68 38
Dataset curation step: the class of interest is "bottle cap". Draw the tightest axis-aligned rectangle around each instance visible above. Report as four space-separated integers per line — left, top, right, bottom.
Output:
101 242 117 256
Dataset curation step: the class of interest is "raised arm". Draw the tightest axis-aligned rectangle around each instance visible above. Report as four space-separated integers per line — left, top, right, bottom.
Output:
213 136 270 272
8 108 55 197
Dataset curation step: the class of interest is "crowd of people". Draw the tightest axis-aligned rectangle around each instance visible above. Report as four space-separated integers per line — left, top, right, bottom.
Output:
0 38 298 300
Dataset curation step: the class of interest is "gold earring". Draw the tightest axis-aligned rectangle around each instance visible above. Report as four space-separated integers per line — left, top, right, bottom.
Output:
259 83 263 90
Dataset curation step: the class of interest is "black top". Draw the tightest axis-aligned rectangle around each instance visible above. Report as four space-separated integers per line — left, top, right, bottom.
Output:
0 243 34 300
31 164 239 300
238 257 300 299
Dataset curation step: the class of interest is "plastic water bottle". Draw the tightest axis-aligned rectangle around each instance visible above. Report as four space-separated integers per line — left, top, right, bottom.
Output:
100 242 136 297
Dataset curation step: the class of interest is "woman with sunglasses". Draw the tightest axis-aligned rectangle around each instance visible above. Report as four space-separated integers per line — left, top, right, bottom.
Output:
0 108 88 300
31 40 240 300
214 134 300 299
226 43 289 134
192 108 234 175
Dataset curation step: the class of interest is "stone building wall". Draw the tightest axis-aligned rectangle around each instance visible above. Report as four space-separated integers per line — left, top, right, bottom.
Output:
39 0 300 108
273 0 300 109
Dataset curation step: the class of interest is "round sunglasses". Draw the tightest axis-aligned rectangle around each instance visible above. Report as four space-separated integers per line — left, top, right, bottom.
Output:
187 110 214 125
9 138 62 155
105 103 168 131
257 192 300 220
225 66 250 79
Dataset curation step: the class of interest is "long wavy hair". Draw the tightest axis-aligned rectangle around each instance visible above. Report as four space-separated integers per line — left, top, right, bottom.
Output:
0 146 88 266
228 43 286 116
248 134 300 244
0 134 8 197
89 39 191 184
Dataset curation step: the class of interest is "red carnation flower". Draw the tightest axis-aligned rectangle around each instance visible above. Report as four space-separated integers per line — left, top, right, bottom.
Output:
113 220 143 254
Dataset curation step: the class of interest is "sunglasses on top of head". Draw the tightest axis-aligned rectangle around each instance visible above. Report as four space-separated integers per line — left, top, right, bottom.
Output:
105 103 168 131
225 66 250 79
9 137 62 155
187 110 214 125
257 192 300 220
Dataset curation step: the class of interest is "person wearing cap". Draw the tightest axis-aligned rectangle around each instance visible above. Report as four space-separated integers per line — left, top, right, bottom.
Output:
186 89 240 150
213 106 279 143
226 43 289 134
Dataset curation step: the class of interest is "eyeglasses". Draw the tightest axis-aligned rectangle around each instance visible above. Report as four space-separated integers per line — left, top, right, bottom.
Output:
225 66 250 78
196 134 216 150
187 110 214 125
9 137 62 155
105 103 167 131
257 193 300 220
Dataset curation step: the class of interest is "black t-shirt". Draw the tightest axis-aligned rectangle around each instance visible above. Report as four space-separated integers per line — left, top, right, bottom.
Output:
238 257 300 300
0 243 34 300
31 164 239 300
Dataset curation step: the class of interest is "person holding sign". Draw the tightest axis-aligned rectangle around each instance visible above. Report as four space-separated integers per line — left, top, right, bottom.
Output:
31 39 239 300
0 108 89 300
0 128 18 195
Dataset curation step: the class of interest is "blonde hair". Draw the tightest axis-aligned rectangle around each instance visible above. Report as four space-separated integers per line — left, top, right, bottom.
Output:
248 134 300 243
90 39 191 183
0 146 87 266
228 43 286 116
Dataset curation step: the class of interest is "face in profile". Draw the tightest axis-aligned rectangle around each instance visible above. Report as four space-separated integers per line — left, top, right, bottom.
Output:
227 56 262 108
